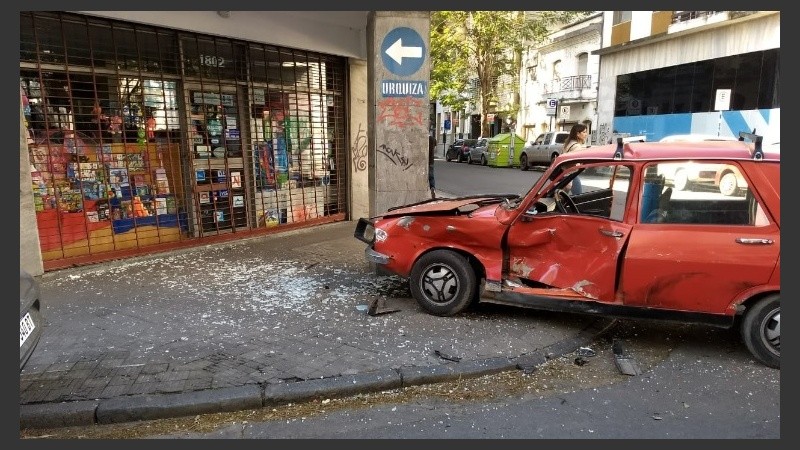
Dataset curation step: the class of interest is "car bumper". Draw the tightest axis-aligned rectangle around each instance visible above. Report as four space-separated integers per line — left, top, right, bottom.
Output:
365 247 390 265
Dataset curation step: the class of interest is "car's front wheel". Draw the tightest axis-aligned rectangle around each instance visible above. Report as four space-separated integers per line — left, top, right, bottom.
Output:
481 154 487 166
520 153 529 171
741 294 780 368
409 250 477 316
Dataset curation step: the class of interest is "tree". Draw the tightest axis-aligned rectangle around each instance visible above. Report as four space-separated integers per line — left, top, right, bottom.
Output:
430 11 589 137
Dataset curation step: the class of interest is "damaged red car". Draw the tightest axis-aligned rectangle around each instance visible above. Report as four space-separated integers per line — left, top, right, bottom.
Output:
355 133 780 368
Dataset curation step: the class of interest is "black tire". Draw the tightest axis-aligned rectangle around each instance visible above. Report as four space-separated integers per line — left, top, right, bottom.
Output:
445 152 452 162
741 294 780 368
520 154 529 171
481 154 487 166
409 250 477 316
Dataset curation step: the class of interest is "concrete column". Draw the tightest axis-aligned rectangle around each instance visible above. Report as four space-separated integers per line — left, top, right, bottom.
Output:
348 58 370 221
20 100 44 275
367 11 431 216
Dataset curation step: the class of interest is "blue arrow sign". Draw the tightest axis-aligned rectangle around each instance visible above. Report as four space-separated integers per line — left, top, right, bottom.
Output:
381 27 426 76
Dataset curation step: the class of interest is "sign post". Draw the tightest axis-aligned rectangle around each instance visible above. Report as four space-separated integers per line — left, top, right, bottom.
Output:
546 98 557 131
714 89 731 136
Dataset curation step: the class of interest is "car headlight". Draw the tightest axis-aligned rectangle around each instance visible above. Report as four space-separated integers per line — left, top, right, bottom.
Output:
363 223 375 243
354 218 376 244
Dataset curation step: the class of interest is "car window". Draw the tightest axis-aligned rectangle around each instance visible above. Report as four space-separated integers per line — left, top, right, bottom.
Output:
555 133 568 144
531 163 631 221
640 162 766 226
533 134 545 145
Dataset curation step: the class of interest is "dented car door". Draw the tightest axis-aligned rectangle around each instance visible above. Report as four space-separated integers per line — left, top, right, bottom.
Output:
505 163 633 302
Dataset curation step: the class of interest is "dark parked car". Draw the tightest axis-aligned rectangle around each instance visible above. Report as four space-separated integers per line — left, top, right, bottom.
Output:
20 268 44 370
355 132 780 368
445 139 477 163
445 139 464 162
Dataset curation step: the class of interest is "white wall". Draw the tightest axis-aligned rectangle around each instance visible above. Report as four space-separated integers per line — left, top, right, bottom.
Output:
520 15 602 140
77 11 368 59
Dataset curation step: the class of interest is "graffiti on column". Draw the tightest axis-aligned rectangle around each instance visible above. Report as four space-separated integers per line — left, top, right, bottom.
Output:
598 122 611 145
377 97 426 129
352 123 368 172
376 143 412 169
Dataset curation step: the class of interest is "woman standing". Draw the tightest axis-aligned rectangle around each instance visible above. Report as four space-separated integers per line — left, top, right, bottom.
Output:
563 124 588 195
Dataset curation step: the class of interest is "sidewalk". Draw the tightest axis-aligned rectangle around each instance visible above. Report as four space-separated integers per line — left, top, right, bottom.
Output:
20 221 613 429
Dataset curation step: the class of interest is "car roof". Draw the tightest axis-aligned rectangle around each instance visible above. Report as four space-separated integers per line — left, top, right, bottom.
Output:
560 140 780 163
659 134 738 142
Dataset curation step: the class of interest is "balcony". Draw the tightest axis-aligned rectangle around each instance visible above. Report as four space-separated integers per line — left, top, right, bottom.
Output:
542 75 595 101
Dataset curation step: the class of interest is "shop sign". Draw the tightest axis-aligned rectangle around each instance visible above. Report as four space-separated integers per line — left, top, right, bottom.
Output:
192 91 235 107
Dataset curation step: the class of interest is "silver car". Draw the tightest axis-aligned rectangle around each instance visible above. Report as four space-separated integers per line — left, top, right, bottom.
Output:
467 137 489 165
20 268 44 370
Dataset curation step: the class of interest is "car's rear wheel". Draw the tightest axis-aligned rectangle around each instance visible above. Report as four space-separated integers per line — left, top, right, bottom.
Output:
520 154 528 171
673 168 690 191
409 250 477 316
719 171 739 196
481 154 487 166
741 294 780 368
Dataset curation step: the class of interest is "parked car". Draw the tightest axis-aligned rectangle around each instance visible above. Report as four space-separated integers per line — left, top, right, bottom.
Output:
444 139 464 162
656 134 748 196
519 131 570 170
467 137 489 165
355 132 780 368
446 138 478 163
20 268 44 370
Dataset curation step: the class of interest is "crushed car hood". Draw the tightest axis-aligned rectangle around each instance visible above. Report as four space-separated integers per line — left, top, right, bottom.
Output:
380 194 519 218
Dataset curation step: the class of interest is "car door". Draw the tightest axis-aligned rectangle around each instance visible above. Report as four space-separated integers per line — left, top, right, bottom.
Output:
528 133 546 163
620 161 780 314
471 138 487 163
506 162 634 302
534 133 553 163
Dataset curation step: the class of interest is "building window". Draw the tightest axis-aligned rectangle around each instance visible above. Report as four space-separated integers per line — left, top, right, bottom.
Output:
613 11 632 25
552 59 562 81
613 49 779 117
577 53 588 77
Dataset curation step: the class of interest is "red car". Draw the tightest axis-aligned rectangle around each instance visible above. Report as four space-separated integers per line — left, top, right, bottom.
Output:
355 133 780 368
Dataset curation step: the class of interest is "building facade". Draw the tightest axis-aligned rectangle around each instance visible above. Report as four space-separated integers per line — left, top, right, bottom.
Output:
19 11 433 275
595 11 780 145
518 13 603 143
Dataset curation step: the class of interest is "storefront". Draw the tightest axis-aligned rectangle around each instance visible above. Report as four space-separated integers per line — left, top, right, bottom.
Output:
20 12 349 269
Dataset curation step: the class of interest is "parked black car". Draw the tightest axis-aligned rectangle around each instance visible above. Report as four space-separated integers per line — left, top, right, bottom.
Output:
445 139 464 162
445 138 477 163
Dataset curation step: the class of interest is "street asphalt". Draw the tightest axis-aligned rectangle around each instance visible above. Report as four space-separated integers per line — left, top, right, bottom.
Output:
20 219 615 430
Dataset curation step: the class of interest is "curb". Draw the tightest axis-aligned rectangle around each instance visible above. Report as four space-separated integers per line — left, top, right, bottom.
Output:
20 318 617 429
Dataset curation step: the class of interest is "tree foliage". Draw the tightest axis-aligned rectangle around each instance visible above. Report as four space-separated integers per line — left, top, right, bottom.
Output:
430 11 590 136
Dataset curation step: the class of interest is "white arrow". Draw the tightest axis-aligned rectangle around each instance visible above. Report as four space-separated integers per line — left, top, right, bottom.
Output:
385 38 422 65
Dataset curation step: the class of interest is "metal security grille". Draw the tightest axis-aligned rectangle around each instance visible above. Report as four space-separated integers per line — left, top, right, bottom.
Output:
20 12 348 268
